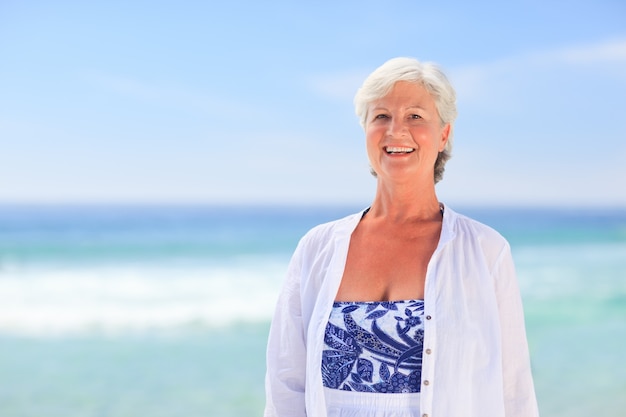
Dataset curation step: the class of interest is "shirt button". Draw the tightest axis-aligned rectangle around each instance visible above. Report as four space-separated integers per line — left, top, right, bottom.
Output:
426 315 432 320
423 380 430 386
425 348 432 354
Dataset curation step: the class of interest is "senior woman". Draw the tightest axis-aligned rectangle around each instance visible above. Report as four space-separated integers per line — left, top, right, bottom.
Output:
264 57 539 417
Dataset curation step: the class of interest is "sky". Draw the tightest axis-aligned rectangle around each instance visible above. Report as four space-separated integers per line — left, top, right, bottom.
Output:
1 0 625 207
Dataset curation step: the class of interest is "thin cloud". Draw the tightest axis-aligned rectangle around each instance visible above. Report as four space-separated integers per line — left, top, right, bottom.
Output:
84 72 163 101
306 70 369 102
450 37 626 104
81 70 248 116
556 38 626 64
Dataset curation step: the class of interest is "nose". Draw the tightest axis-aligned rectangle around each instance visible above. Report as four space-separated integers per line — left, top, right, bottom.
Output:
386 117 408 138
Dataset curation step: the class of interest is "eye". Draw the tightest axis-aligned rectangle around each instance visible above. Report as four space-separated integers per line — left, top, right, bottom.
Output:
409 114 422 120
374 113 389 120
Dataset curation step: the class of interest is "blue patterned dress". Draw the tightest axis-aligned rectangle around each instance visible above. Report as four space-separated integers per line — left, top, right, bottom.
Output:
322 300 424 416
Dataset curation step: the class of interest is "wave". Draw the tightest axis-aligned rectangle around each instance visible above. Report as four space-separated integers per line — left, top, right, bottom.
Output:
0 256 289 336
2 238 625 337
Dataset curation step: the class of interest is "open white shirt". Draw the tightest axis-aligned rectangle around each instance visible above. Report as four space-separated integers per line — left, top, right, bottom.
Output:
264 205 539 417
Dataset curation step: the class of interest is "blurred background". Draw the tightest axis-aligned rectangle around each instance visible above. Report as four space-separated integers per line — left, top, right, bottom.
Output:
0 1 625 416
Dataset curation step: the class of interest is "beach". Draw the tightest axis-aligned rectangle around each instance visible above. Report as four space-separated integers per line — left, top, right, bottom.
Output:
0 205 624 416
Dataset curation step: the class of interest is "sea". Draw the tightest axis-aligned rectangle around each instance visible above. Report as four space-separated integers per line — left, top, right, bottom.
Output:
0 204 624 417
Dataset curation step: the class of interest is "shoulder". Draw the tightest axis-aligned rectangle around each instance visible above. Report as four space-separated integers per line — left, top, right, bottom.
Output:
285 209 364 292
450 208 507 243
296 210 364 254
444 205 511 264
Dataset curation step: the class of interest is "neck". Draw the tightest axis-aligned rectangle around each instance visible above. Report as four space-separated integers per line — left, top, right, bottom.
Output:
368 179 441 223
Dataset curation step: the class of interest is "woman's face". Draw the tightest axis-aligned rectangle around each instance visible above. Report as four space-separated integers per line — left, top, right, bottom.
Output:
365 81 450 185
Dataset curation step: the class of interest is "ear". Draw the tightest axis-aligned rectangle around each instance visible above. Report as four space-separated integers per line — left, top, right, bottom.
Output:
439 124 451 152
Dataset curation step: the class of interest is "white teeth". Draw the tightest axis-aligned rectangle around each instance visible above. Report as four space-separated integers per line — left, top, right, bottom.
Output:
385 146 415 154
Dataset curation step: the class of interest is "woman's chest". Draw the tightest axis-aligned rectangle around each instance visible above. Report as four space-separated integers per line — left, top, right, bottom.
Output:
336 227 440 302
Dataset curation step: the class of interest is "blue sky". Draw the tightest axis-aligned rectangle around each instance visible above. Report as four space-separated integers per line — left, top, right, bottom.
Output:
1 0 625 207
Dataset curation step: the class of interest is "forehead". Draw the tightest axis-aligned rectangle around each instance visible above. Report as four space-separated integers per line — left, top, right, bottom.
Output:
371 81 435 108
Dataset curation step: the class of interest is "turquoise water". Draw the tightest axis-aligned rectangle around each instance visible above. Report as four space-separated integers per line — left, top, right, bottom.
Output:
0 205 625 416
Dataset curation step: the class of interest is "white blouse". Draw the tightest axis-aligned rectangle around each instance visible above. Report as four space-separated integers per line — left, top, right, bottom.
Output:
264 205 539 417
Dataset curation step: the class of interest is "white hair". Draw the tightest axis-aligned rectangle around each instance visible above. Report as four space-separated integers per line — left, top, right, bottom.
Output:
354 57 458 183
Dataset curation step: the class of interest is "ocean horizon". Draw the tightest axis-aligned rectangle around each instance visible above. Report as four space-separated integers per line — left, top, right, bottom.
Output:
1 203 625 416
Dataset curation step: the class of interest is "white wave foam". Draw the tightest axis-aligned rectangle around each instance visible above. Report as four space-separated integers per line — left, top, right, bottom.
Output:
514 241 626 301
0 257 289 336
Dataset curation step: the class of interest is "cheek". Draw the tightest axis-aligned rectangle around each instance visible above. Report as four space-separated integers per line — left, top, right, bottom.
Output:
364 132 382 164
364 129 379 150
365 139 378 159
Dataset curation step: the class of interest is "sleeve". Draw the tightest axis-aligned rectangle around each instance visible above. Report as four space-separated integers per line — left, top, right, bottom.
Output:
493 243 540 417
264 241 308 417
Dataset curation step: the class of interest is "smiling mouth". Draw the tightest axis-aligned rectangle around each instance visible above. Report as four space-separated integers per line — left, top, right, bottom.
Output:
384 146 415 154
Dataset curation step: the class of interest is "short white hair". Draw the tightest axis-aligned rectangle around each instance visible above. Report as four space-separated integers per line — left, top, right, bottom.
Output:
354 57 458 183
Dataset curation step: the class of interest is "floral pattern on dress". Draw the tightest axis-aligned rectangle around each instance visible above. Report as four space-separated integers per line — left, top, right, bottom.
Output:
322 300 425 393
